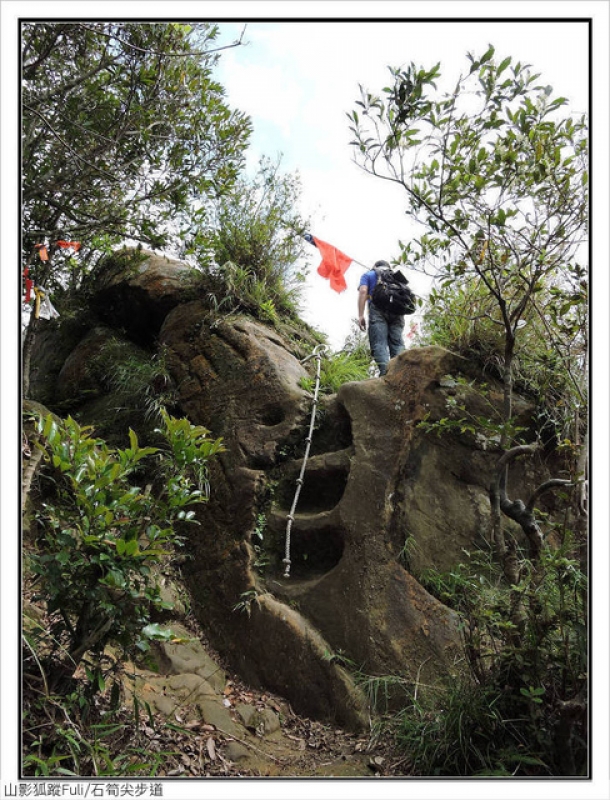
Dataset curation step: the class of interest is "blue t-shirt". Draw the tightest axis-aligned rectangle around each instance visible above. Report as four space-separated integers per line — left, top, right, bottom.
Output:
359 270 378 300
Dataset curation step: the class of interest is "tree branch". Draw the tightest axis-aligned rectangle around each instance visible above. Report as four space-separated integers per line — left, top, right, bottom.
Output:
491 445 574 562
493 445 538 491
23 54 116 109
526 478 573 513
77 22 247 58
22 104 119 184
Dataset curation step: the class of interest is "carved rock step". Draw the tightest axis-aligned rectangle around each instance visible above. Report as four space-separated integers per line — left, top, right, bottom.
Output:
267 572 332 601
289 447 353 473
273 447 353 515
268 507 338 534
266 507 345 578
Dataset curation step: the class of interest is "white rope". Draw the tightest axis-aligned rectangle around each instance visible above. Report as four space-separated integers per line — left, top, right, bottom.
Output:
283 344 329 578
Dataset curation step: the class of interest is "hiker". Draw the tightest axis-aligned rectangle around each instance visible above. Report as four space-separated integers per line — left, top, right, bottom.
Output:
357 260 415 376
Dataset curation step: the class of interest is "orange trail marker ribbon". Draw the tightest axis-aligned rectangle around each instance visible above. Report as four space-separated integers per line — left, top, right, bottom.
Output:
35 244 48 261
23 267 34 302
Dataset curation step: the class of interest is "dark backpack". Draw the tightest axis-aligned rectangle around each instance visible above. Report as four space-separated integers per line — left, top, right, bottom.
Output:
371 268 416 315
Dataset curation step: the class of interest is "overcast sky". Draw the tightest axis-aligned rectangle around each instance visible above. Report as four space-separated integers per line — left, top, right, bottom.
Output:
212 16 590 349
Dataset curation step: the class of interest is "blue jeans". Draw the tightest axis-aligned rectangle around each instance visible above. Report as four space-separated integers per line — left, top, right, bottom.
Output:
368 302 405 375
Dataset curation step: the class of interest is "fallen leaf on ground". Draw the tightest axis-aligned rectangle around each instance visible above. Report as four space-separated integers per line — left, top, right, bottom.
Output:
206 737 216 761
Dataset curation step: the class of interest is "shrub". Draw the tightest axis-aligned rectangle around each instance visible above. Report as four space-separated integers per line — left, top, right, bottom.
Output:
396 680 520 776
26 409 224 694
88 339 177 424
206 156 311 321
300 344 372 395
418 273 588 444
410 540 588 776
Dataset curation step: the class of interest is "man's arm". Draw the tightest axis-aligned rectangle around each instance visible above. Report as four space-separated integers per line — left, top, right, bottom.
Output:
358 285 369 331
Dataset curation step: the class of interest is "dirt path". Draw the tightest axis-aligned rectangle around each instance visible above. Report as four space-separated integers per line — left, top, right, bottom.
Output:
130 689 407 779
23 596 411 779
113 615 410 779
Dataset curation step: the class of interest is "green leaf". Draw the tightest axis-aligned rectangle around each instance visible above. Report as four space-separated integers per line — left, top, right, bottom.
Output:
141 622 174 641
497 56 512 74
43 414 58 442
480 45 495 64
124 539 139 557
494 209 507 226
128 428 138 452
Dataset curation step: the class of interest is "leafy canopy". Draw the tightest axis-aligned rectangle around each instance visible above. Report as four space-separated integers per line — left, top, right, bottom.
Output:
349 46 588 348
22 22 251 273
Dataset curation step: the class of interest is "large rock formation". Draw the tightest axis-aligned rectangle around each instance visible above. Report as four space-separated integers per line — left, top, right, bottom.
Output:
26 249 560 730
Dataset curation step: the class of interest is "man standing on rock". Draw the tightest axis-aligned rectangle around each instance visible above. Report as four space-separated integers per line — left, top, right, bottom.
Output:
357 260 415 376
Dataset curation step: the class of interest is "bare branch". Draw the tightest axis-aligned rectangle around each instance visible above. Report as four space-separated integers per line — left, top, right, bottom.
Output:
493 444 538 488
526 479 573 512
77 22 247 58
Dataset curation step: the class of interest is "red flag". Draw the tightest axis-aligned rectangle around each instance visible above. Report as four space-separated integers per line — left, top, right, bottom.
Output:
313 237 353 293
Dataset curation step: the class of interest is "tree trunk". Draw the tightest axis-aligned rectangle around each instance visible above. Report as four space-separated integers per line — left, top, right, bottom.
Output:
22 313 40 399
22 249 54 398
574 412 588 573
22 434 44 514
501 331 515 446
489 329 516 562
